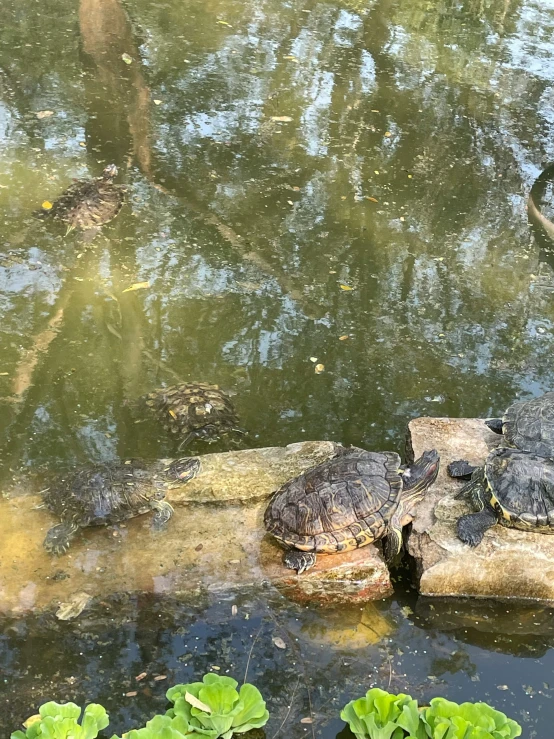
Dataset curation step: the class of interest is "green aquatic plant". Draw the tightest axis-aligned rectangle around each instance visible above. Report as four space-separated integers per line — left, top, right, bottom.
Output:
11 701 109 739
420 697 522 739
166 673 269 739
111 713 215 738
340 687 425 739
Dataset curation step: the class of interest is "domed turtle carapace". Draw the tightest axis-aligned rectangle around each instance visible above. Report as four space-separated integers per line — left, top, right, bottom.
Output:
448 448 554 547
264 446 439 573
142 382 241 449
484 392 554 459
42 457 199 555
38 164 125 238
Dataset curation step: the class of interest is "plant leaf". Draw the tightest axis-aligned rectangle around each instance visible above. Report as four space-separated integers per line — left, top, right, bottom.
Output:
185 692 212 714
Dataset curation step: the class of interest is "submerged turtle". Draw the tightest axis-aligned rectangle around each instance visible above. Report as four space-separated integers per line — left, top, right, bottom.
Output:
264 446 439 573
448 448 554 547
42 457 199 555
38 164 125 237
484 392 554 458
142 382 241 448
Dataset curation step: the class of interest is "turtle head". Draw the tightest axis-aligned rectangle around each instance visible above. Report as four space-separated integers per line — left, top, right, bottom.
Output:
102 163 118 181
401 449 440 498
163 457 201 483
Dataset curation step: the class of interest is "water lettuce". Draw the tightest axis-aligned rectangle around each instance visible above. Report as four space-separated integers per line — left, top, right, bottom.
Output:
167 674 269 739
11 701 109 739
340 687 425 739
112 713 215 738
420 697 522 739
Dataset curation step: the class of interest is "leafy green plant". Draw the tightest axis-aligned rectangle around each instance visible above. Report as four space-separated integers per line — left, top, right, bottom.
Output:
420 697 522 739
340 688 425 739
111 713 215 738
11 702 109 739
166 673 269 739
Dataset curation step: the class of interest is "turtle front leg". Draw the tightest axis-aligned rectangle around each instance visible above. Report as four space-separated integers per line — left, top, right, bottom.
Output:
457 506 498 547
44 522 80 555
382 519 403 565
150 500 174 530
283 550 316 574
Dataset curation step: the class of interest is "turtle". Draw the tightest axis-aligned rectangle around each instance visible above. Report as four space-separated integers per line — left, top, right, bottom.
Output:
41 456 200 555
263 446 440 573
142 382 241 449
484 391 554 458
447 448 554 547
37 163 125 238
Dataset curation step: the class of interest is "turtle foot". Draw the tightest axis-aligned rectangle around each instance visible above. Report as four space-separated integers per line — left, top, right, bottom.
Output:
283 550 316 574
456 510 497 547
447 459 476 479
43 523 78 555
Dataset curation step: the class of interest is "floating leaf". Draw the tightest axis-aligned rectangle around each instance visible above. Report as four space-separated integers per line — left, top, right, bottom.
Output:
300 717 313 724
121 53 133 64
309 357 318 362
374 170 380 174
122 281 150 293
272 637 287 649
153 99 163 105
22 714 41 729
35 110 54 119
366 196 378 203
185 690 212 713
339 335 349 341
41 201 53 210
315 364 325 374
384 131 392 137
135 672 147 682
270 116 293 122
340 284 354 291
217 19 232 25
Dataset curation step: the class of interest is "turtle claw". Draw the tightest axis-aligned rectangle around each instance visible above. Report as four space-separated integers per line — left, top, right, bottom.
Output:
43 522 78 555
447 459 476 479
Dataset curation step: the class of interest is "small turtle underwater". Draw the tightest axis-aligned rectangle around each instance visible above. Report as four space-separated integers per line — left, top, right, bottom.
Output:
448 448 554 547
37 163 125 238
41 457 200 555
142 381 241 449
264 445 439 573
484 391 554 458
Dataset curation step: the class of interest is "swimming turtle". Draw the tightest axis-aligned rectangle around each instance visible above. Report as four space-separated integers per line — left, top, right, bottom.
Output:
448 448 554 547
42 457 199 555
485 392 554 458
264 446 439 573
38 163 125 237
142 382 241 448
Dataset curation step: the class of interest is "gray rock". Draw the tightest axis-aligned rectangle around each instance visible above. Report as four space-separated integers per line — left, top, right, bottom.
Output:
0 441 391 614
407 417 554 602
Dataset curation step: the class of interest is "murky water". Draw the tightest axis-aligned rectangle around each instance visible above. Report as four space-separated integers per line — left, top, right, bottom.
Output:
2 0 554 734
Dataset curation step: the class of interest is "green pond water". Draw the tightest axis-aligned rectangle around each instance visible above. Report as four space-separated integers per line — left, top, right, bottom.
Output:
2 0 554 734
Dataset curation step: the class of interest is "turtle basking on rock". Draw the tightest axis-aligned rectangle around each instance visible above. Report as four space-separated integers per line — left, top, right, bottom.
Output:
448 448 554 547
142 382 241 449
37 164 125 238
264 446 439 573
41 457 199 555
484 391 554 458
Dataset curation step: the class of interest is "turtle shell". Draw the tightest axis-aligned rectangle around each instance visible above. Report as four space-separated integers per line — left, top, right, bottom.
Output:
143 382 239 440
41 166 125 230
264 447 403 554
44 460 166 528
502 392 554 457
484 448 554 530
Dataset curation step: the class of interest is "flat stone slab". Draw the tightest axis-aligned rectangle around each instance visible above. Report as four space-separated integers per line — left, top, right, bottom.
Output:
0 441 391 615
408 417 554 602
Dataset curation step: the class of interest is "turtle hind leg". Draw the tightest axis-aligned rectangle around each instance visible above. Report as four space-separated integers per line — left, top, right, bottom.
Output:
485 418 503 434
447 460 477 479
44 522 80 555
283 550 316 574
457 508 498 547
382 524 403 565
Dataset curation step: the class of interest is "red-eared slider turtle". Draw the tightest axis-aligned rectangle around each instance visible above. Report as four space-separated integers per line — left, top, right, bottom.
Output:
485 392 554 458
142 382 241 448
42 457 199 555
264 446 439 573
448 448 554 547
38 164 125 236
